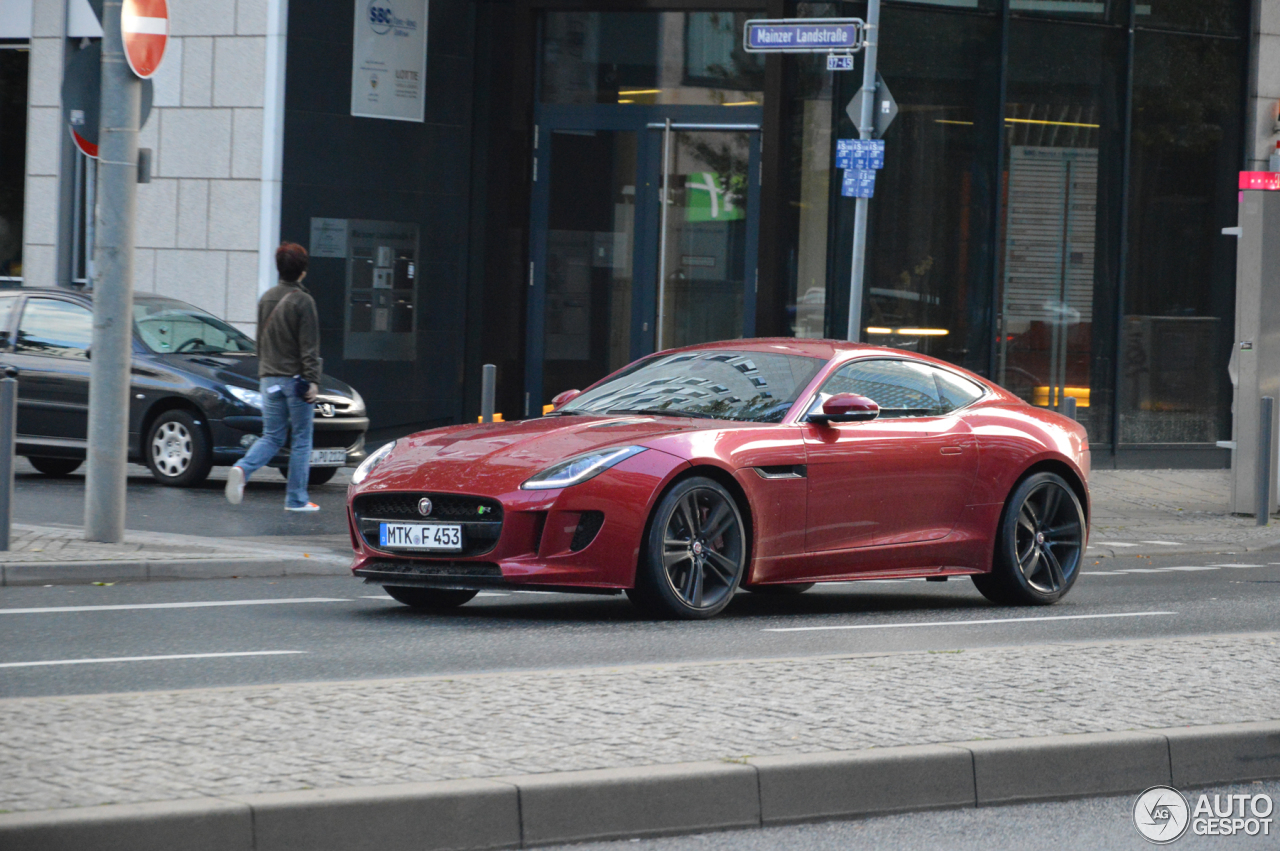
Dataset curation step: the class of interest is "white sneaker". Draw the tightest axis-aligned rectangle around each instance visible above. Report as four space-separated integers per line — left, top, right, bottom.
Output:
285 502 320 513
225 466 246 505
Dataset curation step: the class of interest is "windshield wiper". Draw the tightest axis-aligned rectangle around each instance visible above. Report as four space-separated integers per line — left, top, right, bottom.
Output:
605 408 717 420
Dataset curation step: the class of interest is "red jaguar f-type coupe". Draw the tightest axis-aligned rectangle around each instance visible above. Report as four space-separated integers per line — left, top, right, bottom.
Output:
347 339 1089 619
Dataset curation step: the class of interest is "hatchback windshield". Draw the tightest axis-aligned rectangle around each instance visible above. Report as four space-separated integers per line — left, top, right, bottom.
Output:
134 298 255 354
559 350 825 423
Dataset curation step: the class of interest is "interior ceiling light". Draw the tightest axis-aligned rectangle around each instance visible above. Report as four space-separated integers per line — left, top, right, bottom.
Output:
1004 117 1100 129
865 327 893 334
723 101 758 106
618 89 661 95
896 328 949 336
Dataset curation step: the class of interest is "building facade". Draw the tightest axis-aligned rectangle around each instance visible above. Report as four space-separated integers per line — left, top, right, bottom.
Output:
1 0 1273 465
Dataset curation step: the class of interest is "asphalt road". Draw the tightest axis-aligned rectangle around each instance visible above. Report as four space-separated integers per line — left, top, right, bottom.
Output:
537 780 1280 851
2 549 1278 698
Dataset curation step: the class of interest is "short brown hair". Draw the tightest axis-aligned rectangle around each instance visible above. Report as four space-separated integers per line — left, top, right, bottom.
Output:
276 242 309 282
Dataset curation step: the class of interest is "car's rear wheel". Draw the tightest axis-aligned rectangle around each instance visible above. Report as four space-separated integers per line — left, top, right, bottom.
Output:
384 586 478 610
741 583 814 595
144 410 213 487
27 457 82 477
972 471 1086 606
628 476 747 620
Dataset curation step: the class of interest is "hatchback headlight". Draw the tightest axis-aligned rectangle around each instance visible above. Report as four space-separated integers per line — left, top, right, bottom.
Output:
226 385 263 410
521 446 647 490
352 440 396 485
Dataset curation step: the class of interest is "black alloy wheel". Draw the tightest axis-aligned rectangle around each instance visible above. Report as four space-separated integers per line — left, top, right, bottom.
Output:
973 471 1086 606
144 409 214 487
27 457 83 477
384 586 478 610
629 476 747 619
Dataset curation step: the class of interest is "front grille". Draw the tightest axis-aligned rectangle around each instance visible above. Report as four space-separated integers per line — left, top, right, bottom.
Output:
354 493 503 522
353 492 504 557
570 511 604 552
312 429 363 449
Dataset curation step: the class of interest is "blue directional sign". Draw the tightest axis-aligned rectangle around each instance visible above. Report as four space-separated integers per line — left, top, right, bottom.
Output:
842 169 877 199
835 139 885 170
744 18 865 54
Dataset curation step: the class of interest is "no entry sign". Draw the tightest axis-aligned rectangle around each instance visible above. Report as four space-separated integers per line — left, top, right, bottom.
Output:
121 0 169 79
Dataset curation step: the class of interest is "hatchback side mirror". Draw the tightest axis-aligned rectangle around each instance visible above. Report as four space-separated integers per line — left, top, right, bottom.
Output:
808 393 879 426
551 389 581 409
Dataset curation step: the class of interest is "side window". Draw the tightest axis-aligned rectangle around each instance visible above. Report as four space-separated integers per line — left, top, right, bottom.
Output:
0 296 15 349
933 369 985 413
816 359 944 419
15 299 93 360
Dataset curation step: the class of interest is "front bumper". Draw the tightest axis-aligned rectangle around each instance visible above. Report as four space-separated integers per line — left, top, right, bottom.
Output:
211 415 370 467
348 449 689 590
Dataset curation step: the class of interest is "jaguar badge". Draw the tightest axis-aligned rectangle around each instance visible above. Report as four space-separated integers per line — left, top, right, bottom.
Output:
417 498 433 517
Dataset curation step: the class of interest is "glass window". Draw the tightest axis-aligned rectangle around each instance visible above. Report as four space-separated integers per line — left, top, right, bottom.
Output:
540 11 763 107
1121 31 1244 445
16 299 93 359
995 19 1124 447
816 358 945 418
1137 0 1247 36
0 294 16 347
560 350 824 422
0 47 28 281
933 368 986 410
133 298 256 355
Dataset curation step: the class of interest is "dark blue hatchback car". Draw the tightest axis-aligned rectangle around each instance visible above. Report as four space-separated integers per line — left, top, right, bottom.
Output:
0 287 368 487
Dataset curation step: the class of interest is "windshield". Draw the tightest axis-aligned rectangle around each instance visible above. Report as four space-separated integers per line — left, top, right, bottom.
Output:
560 350 825 423
134 299 255 355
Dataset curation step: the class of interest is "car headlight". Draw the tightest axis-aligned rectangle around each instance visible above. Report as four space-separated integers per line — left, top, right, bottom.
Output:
226 385 263 409
520 446 647 490
349 387 366 416
352 440 396 485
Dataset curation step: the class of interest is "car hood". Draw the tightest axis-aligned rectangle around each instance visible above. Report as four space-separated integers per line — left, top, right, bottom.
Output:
153 353 358 398
361 415 708 494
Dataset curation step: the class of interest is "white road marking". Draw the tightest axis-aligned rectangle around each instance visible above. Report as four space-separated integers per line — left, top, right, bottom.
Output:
1139 541 1183 546
1092 541 1140 547
1160 566 1221 572
1208 564 1264 568
0 598 350 615
763 611 1176 633
0 651 304 669
1120 569 1172 574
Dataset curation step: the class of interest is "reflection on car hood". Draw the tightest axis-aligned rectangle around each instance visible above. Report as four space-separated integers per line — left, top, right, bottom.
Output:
363 415 708 494
155 354 358 398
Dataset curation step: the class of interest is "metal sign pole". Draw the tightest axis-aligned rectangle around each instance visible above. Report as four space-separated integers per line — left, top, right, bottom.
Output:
84 0 141 543
845 0 880 342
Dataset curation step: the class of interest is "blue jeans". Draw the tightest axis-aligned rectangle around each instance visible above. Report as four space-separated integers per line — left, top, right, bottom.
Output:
234 377 313 508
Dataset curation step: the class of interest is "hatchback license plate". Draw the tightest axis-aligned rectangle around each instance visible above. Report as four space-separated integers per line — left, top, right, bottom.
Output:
379 523 463 552
310 449 347 466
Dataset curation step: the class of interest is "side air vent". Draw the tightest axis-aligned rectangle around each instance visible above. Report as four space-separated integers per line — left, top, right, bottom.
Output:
570 511 605 552
754 465 807 479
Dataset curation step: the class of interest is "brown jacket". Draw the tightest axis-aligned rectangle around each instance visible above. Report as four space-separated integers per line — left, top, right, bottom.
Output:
256 281 321 383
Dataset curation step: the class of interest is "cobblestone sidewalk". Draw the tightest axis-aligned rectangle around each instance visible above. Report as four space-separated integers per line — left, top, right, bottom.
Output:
1 632 1276 814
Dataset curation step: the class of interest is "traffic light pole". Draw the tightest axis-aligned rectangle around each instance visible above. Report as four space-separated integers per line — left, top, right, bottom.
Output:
85 0 140 543
845 0 880 342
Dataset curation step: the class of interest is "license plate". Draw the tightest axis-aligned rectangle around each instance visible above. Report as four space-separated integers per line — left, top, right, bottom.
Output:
310 449 347 466
379 523 463 552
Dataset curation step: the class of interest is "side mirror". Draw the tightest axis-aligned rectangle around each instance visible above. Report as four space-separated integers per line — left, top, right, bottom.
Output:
809 393 879 426
551 389 581 409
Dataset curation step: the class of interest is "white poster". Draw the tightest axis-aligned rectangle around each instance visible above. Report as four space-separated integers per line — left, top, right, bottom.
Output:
351 0 428 122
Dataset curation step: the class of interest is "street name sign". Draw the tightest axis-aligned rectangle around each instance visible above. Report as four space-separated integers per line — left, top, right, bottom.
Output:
743 18 865 53
120 0 169 79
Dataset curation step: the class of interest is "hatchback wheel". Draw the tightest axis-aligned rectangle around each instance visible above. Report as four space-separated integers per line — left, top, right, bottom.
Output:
384 586 478 610
628 476 747 619
145 410 213 487
973 471 1086 605
27 457 83 477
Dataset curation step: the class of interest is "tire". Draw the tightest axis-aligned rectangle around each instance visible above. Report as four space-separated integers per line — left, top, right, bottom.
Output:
972 471 1087 606
144 409 213 487
27 457 82 477
741 583 814 595
384 586 478 610
628 476 747 620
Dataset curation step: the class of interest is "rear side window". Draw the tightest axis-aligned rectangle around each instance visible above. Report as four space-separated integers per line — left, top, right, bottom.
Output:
817 359 944 419
0 296 15 348
16 298 93 360
933 369 985 412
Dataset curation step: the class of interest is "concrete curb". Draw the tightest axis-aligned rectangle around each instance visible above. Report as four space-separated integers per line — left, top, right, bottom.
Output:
0 557 350 586
2 721 1278 850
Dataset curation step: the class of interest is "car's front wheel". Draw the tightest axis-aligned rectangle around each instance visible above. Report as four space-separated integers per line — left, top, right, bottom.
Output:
972 471 1086 606
384 586 478 610
27 457 83 477
628 476 747 620
144 410 213 487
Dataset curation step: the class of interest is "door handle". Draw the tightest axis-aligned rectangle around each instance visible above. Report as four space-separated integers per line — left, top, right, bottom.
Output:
940 446 963 455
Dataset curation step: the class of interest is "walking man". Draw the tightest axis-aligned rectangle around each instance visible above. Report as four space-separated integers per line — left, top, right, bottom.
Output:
225 242 322 512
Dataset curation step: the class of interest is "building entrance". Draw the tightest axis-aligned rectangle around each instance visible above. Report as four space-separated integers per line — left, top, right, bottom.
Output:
526 110 761 413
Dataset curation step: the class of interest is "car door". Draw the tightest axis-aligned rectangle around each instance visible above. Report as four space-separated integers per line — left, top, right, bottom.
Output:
10 297 95 443
803 358 978 553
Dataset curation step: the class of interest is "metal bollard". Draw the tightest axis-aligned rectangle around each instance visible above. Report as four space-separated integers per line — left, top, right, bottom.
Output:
0 366 17 551
480 364 497 424
1258 396 1274 527
1062 396 1078 422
